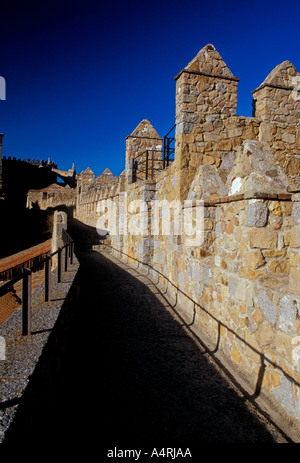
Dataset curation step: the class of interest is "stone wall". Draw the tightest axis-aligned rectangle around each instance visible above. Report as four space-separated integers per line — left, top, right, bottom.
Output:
2 156 58 206
70 44 300 438
125 119 162 184
152 142 299 430
27 183 76 211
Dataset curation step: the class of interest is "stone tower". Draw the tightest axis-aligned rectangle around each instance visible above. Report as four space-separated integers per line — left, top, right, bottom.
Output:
125 119 162 184
174 43 239 131
252 60 300 124
173 44 239 200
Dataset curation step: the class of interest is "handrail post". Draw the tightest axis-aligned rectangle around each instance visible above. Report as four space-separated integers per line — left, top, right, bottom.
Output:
64 244 68 272
57 247 62 283
145 151 148 180
70 241 73 265
22 268 32 336
151 150 154 180
45 255 51 302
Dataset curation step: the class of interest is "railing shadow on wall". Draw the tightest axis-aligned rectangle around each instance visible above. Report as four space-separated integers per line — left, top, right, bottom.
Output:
0 230 75 336
104 243 299 430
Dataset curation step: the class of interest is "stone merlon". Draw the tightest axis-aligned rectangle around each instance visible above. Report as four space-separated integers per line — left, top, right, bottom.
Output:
174 44 239 81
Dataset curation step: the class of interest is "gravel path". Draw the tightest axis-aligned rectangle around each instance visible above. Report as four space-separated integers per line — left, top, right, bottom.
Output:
2 245 290 448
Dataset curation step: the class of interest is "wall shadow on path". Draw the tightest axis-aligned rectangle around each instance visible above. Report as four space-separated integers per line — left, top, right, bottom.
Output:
2 248 287 447
73 249 283 445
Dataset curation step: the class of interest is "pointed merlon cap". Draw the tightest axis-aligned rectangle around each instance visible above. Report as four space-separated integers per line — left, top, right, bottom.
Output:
102 167 113 175
82 167 94 174
95 168 114 183
175 44 239 81
126 119 161 139
79 166 95 177
253 60 299 93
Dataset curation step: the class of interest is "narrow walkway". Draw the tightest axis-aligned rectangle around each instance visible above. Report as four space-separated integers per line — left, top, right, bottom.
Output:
73 248 288 444
3 229 290 447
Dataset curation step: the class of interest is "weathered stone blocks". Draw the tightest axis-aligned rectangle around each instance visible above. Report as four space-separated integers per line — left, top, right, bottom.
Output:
249 228 278 249
290 226 300 248
245 202 268 227
227 140 289 196
290 268 300 295
244 250 265 269
252 60 300 124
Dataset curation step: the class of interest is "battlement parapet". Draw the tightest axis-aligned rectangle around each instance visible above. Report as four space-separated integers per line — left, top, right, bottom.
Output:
2 156 57 168
71 44 300 439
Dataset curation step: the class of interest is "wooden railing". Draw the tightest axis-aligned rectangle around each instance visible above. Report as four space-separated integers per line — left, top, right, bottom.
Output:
0 232 74 336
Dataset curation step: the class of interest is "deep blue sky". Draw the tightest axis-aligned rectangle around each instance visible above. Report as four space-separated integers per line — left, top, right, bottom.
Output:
0 0 299 178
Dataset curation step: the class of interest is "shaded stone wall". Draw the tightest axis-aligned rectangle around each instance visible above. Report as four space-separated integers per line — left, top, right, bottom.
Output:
2 156 58 205
27 183 76 210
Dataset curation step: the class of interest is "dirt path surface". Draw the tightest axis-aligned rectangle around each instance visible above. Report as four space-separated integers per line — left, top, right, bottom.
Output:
3 245 291 450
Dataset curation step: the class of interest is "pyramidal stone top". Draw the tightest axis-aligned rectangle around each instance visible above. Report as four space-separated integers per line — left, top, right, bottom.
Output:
176 44 238 80
128 119 161 139
253 60 299 92
102 168 113 175
79 167 95 177
95 168 115 184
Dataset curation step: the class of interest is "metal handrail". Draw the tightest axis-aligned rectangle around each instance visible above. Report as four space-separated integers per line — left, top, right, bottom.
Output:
133 149 163 181
132 125 176 182
0 231 75 336
163 124 175 169
164 123 176 138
